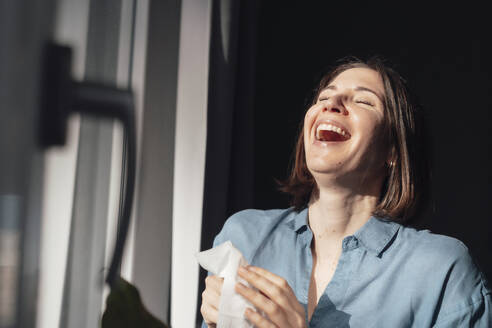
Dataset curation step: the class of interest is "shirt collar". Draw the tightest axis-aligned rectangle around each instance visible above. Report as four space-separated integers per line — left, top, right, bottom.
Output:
285 207 400 257
285 207 309 232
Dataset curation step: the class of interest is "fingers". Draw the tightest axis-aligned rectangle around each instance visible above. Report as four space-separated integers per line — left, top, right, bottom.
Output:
235 282 289 327
205 275 223 293
200 301 218 326
238 267 291 309
201 275 223 326
202 288 220 310
247 266 290 290
244 308 277 328
248 266 305 314
238 266 304 314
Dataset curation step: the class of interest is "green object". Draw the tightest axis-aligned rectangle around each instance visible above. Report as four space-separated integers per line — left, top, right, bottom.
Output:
101 276 169 328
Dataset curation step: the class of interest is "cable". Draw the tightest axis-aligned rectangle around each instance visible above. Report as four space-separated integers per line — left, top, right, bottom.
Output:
71 81 136 288
106 109 135 288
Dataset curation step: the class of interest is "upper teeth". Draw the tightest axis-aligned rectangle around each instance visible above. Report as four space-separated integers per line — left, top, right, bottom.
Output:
316 123 346 139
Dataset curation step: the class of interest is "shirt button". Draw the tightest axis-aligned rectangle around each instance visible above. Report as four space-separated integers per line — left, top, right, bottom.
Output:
342 236 359 250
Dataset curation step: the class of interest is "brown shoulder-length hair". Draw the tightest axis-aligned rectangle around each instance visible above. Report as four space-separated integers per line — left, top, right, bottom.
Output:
279 55 430 223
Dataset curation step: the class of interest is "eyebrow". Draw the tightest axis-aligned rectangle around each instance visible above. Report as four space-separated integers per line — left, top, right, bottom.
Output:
323 85 383 102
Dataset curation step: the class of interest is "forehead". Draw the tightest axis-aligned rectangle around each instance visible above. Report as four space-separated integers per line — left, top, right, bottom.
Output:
324 67 384 96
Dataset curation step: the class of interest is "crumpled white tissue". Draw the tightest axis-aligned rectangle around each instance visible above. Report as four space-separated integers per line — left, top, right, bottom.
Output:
196 240 255 328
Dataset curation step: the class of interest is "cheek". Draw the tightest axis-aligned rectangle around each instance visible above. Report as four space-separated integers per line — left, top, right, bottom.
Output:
303 124 310 150
303 117 315 148
354 110 384 138
351 113 387 153
367 119 386 144
305 105 318 119
357 120 388 165
303 106 318 133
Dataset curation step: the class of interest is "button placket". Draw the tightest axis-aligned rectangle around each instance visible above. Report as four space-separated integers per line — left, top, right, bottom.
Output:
300 208 312 320
310 236 360 327
297 228 313 323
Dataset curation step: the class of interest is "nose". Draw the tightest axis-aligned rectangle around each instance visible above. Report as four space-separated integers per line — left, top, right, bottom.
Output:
321 97 349 116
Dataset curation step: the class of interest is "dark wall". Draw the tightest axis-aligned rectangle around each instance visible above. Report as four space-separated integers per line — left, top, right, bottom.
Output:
252 3 491 278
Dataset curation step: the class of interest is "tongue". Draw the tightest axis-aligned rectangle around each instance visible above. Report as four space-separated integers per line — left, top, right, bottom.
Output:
318 130 346 142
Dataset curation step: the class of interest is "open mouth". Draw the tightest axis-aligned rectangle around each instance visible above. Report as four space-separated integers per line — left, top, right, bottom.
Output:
315 122 351 142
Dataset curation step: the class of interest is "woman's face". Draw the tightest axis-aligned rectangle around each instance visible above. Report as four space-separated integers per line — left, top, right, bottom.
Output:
303 67 389 185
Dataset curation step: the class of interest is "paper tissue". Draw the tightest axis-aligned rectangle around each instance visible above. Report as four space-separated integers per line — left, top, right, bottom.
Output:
196 240 256 328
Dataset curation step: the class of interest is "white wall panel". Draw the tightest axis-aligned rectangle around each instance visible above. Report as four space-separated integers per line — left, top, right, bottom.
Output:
171 0 212 327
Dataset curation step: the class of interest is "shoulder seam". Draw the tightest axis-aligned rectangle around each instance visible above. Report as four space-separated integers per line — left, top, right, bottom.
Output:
434 292 490 326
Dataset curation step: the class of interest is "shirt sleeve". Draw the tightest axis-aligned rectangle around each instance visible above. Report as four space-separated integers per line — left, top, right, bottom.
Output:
433 293 492 327
431 238 492 327
199 209 268 328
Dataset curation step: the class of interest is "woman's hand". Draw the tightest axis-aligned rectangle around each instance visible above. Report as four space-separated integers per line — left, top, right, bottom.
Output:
236 266 307 328
200 275 223 328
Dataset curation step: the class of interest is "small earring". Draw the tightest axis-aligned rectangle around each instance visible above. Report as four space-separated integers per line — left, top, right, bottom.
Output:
388 161 395 167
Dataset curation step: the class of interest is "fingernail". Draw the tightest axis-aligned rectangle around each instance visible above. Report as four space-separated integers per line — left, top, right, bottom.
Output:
238 266 247 273
236 282 246 290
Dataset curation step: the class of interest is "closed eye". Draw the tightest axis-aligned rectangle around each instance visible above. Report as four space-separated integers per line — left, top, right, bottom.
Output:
318 97 374 107
318 97 374 106
356 100 374 106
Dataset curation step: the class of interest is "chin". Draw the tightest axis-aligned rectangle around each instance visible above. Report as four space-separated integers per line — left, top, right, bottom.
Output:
307 161 347 175
306 151 348 169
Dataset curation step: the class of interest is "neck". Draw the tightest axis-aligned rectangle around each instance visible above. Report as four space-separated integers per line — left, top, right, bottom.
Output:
307 178 383 251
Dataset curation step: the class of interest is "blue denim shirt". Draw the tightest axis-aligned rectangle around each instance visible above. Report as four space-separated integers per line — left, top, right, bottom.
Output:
201 207 492 327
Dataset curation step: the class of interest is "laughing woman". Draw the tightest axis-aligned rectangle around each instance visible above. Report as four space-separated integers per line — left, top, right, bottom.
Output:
200 56 492 327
